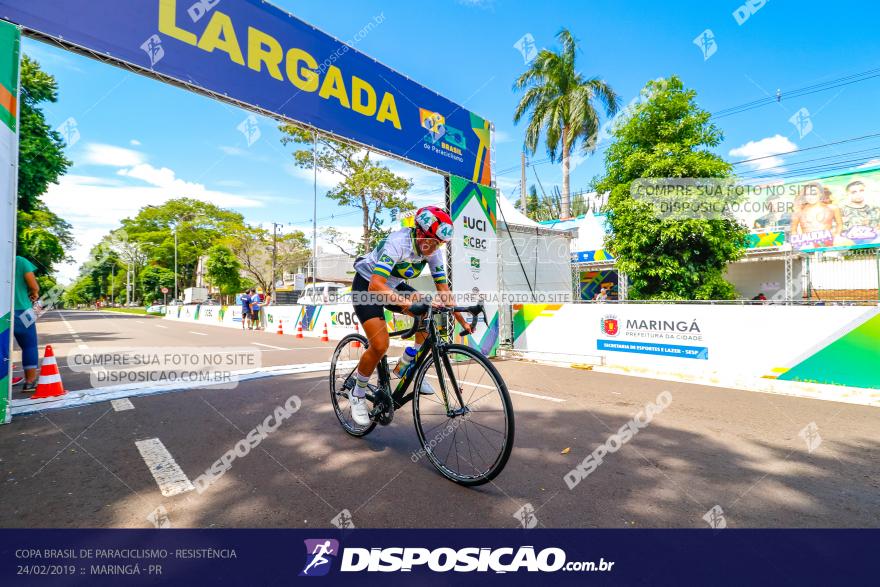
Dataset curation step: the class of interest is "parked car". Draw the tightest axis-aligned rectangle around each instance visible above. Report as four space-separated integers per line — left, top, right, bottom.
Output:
297 282 347 305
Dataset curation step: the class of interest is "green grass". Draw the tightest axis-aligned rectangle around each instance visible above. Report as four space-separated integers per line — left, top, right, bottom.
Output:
102 307 152 316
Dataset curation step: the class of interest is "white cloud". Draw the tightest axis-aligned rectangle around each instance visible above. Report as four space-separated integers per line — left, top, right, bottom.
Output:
44 154 267 282
130 139 142 146
81 143 147 167
729 135 797 172
856 158 880 170
494 129 513 144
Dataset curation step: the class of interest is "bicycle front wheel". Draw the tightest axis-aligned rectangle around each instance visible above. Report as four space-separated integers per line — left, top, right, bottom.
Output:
412 344 514 486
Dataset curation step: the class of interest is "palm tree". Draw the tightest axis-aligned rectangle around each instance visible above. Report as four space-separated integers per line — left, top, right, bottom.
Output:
514 28 620 219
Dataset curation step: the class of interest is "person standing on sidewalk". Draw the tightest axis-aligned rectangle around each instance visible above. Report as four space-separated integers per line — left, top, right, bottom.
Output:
12 256 40 393
240 289 252 331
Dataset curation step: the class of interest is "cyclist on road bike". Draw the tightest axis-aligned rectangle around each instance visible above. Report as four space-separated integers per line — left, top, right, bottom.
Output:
349 205 475 426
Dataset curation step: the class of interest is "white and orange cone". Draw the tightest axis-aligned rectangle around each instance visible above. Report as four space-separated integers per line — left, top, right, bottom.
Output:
320 323 329 343
353 322 362 348
277 319 284 335
296 322 304 339
30 345 65 399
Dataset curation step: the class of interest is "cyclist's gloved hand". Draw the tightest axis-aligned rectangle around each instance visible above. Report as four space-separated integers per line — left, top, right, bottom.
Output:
409 302 430 316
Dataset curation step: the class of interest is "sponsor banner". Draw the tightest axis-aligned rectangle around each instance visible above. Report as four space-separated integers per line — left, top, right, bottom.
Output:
0 20 19 425
450 176 499 357
513 303 880 389
0 0 492 184
0 529 876 583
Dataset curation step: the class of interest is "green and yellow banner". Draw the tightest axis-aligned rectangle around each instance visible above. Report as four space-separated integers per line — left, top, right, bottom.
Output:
0 19 20 424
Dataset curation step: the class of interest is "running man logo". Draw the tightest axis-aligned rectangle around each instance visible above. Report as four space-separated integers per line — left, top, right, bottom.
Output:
600 314 619 337
300 539 340 577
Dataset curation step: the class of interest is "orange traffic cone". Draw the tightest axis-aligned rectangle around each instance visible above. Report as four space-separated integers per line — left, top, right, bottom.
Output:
353 322 362 348
31 345 65 399
320 323 329 343
277 319 284 335
296 321 303 339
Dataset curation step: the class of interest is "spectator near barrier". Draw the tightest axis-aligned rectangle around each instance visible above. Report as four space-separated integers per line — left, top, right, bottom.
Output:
12 256 40 393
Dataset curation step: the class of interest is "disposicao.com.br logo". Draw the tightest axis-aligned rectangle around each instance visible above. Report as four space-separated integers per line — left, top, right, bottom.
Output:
300 542 614 575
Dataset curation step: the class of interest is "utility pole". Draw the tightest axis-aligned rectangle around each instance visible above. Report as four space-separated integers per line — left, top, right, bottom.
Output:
520 149 528 212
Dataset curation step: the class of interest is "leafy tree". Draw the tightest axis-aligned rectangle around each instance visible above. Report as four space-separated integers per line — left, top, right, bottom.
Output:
280 125 414 253
16 55 73 274
205 245 242 303
596 76 748 300
16 207 74 275
514 29 620 219
119 198 245 291
225 225 310 294
140 265 177 305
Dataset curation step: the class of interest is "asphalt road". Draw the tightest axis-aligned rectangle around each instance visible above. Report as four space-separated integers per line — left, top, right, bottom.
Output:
2 310 878 529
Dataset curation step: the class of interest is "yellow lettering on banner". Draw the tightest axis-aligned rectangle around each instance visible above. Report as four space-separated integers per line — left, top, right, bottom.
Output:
247 27 284 81
158 0 197 46
351 76 377 116
319 66 351 109
197 12 244 65
286 48 319 92
377 92 401 129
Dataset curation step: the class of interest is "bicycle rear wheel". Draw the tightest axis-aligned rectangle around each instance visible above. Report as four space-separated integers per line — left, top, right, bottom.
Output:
329 334 377 437
412 344 514 486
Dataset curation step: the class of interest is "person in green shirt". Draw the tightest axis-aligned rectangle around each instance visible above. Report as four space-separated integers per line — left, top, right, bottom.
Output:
13 256 40 392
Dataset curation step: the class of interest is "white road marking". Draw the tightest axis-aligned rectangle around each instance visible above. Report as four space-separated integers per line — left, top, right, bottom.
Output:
11 359 359 416
189 331 208 336
135 438 194 497
251 342 288 351
155 325 168 329
111 398 135 411
427 374 565 403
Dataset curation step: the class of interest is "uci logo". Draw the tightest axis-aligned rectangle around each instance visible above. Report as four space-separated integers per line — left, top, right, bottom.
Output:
463 216 487 232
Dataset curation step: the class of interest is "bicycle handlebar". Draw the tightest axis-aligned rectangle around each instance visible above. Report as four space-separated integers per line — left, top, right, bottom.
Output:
391 301 485 339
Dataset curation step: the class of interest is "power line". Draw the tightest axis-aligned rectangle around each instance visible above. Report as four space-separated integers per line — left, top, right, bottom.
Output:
711 66 880 119
735 146 880 177
731 131 880 166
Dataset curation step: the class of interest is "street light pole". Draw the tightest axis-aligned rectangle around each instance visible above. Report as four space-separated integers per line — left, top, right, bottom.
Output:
312 129 318 285
271 222 281 298
173 223 178 302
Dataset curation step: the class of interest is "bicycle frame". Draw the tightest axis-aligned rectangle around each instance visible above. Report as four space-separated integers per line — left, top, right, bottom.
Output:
377 311 468 414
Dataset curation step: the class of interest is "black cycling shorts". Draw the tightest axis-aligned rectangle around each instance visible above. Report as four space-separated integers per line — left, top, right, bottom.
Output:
352 272 416 324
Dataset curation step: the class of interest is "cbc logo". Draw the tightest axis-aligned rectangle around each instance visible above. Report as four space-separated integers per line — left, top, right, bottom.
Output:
463 234 487 250
331 311 359 327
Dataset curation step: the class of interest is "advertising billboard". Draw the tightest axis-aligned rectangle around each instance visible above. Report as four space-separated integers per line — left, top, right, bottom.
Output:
743 167 880 252
0 0 493 184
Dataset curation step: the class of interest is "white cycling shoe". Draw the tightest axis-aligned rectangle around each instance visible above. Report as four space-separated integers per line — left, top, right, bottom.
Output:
350 393 371 426
418 380 436 395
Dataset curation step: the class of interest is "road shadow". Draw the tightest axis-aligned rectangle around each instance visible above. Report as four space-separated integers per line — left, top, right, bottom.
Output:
1 372 876 528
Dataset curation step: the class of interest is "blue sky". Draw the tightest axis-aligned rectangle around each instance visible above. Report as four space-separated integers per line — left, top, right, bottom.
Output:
21 0 880 282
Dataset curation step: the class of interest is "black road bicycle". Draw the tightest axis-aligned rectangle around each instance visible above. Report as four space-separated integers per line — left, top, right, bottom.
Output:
329 302 514 486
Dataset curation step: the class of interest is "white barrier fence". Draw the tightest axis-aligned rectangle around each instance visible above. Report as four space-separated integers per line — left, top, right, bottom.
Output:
165 302 880 391
510 303 880 390
164 303 413 343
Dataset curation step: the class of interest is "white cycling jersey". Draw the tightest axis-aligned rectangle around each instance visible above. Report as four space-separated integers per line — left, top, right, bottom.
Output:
354 228 447 288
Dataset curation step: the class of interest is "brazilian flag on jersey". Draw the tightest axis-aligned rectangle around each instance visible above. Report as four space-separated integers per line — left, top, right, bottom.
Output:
0 20 20 425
